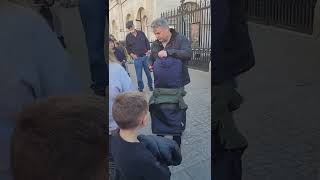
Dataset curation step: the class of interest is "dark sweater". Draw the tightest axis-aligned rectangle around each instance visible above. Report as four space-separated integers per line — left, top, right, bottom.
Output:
111 133 171 180
125 30 150 57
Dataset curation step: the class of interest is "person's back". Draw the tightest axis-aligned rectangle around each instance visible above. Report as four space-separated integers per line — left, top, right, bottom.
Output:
110 92 171 180
111 132 170 180
0 2 83 179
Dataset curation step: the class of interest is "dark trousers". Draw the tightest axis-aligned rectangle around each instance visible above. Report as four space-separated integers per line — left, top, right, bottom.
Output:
79 0 108 96
213 142 245 180
157 135 181 147
213 79 246 180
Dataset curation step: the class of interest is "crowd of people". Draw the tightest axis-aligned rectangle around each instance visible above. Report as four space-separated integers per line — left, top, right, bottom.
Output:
1 0 192 179
1 0 255 179
108 17 193 179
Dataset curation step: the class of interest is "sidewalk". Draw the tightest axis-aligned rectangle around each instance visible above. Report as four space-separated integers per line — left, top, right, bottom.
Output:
127 63 211 180
237 23 320 180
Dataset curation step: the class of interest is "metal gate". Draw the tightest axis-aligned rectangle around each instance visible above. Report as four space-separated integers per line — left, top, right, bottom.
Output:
161 0 211 72
244 0 317 34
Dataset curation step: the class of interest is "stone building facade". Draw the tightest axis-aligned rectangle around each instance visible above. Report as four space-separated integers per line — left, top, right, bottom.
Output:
108 0 197 41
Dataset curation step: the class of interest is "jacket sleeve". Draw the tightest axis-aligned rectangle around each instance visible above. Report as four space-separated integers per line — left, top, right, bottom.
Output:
142 152 171 180
138 135 182 166
166 35 192 61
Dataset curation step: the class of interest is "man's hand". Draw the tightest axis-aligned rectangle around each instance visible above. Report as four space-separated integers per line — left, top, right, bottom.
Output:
148 65 153 72
130 53 138 60
145 50 151 57
158 50 168 59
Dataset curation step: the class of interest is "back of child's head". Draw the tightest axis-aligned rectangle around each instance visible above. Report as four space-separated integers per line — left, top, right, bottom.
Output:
112 92 148 130
11 95 107 180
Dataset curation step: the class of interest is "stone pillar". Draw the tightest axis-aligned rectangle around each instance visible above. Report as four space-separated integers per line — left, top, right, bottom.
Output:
313 0 320 39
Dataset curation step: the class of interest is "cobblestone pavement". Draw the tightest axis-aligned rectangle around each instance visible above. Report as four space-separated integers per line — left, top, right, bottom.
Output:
127 64 212 180
236 23 320 180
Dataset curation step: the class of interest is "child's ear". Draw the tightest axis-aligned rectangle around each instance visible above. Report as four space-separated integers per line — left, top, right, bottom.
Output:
141 114 148 127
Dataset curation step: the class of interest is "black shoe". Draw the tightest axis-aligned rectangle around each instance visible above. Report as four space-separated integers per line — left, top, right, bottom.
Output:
138 89 143 92
149 87 154 91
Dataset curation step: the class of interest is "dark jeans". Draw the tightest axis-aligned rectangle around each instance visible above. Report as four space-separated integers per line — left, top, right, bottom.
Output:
133 56 153 91
79 0 107 96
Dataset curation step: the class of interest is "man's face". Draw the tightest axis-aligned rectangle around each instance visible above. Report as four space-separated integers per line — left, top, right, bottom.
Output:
128 26 135 34
153 27 170 42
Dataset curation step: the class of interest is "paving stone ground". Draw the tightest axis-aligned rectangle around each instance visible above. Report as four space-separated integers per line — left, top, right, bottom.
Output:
237 23 320 180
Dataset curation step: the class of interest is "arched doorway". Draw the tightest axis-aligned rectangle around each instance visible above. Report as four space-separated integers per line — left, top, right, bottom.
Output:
142 15 148 36
136 7 147 32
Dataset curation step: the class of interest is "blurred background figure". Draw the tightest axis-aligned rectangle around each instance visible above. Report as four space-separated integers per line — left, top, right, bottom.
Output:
79 0 108 97
0 1 83 179
213 0 255 180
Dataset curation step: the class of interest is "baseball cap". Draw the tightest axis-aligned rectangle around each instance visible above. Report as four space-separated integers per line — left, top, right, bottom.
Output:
126 21 134 29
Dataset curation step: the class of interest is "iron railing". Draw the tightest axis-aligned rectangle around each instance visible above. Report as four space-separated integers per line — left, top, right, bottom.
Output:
245 0 317 34
161 0 211 72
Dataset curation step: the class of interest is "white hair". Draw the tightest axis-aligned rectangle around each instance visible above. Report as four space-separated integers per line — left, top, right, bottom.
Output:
150 18 169 29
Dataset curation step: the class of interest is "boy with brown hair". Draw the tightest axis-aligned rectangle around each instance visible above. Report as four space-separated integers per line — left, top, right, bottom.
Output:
111 92 181 180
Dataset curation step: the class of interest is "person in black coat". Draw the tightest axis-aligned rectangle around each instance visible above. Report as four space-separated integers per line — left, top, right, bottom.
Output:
213 0 255 179
79 0 108 97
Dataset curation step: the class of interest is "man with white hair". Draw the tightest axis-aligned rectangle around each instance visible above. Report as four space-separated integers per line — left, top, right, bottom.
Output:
147 17 192 147
148 18 192 87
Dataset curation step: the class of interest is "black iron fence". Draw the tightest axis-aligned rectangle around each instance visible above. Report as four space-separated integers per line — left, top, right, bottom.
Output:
161 0 211 72
245 0 318 34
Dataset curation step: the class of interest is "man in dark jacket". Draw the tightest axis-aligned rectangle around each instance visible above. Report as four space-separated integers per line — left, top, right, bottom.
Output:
0 2 83 179
148 18 192 87
213 0 255 179
148 18 192 147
